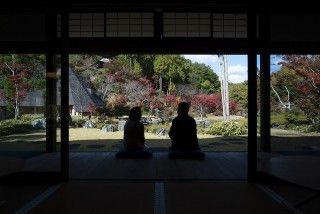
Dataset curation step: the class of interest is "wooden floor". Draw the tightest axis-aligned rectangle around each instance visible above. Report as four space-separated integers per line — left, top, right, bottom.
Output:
23 152 247 180
0 156 25 177
30 181 289 214
260 154 320 190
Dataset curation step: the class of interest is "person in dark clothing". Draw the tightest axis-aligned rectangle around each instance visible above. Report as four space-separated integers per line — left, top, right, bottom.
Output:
169 102 199 150
116 107 152 159
123 106 146 150
168 102 205 159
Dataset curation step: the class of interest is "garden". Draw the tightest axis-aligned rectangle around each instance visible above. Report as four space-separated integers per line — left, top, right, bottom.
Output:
0 54 320 153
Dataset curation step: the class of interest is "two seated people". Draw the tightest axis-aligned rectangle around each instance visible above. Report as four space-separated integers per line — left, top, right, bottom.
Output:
116 102 205 160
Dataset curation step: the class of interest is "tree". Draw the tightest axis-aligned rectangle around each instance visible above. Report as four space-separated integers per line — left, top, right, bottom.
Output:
176 84 197 101
101 72 124 98
229 82 248 114
154 55 190 94
87 102 97 116
270 67 298 112
191 94 221 119
191 93 238 119
0 54 38 119
165 94 181 108
188 62 220 93
137 55 156 78
69 54 103 79
106 94 129 116
114 54 158 78
149 96 165 114
124 77 156 108
280 55 320 129
115 54 143 76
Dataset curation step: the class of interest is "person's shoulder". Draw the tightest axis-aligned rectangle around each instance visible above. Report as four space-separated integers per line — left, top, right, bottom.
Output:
137 121 144 127
172 116 178 121
187 115 196 122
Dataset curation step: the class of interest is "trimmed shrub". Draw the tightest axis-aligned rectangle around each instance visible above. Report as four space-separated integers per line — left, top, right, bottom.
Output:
206 120 247 136
197 126 207 135
70 117 86 128
0 118 34 137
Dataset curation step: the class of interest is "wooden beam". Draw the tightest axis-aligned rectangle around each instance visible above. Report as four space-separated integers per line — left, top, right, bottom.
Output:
45 13 57 153
247 11 257 182
66 38 250 54
60 11 69 181
259 13 271 153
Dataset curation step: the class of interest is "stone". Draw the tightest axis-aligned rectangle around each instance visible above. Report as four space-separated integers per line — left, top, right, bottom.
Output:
118 120 126 131
156 128 167 136
204 120 211 128
83 120 94 128
149 117 162 124
31 118 46 129
196 119 211 128
101 124 114 132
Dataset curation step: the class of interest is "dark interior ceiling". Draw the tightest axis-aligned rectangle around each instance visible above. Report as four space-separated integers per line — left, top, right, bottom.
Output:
2 0 320 13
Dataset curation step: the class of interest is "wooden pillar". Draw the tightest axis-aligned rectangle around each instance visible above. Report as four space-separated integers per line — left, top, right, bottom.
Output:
45 13 57 153
247 11 258 182
259 13 271 153
60 11 69 180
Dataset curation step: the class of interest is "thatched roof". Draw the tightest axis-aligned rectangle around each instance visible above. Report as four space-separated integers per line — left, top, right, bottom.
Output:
0 90 44 107
67 68 104 112
0 69 104 113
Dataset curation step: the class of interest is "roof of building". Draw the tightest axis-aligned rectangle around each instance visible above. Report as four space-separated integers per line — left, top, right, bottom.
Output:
68 68 105 112
0 90 44 107
0 69 105 113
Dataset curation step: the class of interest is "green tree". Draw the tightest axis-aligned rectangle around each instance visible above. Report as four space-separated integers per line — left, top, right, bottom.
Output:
135 55 156 78
154 55 190 94
270 67 299 112
115 54 143 76
229 82 248 113
188 62 219 93
69 54 103 78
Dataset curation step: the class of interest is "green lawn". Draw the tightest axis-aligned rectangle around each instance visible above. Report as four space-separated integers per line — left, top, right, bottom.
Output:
0 128 320 152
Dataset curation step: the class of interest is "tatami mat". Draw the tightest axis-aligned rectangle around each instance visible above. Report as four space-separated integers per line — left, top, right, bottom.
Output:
23 152 247 180
263 156 320 190
26 181 294 214
165 182 289 214
30 182 154 214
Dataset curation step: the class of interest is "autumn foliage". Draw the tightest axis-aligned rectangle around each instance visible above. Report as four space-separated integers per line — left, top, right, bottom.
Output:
280 55 320 127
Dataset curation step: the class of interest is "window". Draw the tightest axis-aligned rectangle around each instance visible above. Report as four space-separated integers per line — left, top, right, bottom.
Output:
163 13 211 37
212 14 247 38
106 13 154 37
69 13 104 38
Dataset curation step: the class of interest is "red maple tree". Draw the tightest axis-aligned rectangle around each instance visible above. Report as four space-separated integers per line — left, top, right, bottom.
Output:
280 55 320 127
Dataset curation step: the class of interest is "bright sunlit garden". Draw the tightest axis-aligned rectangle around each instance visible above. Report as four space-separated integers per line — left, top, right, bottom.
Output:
1 54 320 153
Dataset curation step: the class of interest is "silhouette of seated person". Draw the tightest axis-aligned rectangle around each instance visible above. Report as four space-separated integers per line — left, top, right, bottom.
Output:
116 107 152 159
168 102 205 159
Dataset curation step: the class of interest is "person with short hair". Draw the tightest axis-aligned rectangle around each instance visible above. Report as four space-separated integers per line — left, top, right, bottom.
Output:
168 102 205 159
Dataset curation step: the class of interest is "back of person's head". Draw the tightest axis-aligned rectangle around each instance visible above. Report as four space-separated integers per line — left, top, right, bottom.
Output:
129 106 142 121
178 102 190 116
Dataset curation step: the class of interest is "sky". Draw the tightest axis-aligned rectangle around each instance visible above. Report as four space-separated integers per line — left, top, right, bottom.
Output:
183 55 282 83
